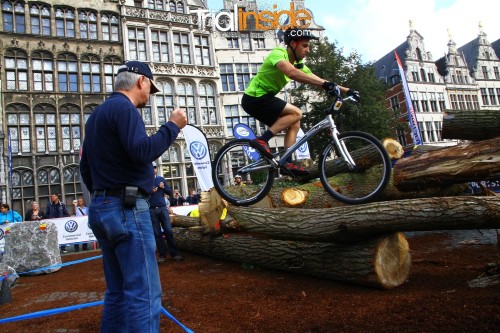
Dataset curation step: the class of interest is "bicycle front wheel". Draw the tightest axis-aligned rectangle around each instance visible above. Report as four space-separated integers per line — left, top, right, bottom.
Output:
211 139 275 206
319 131 391 204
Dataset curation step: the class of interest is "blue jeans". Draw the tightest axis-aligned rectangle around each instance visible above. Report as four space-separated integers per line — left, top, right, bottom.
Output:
89 195 161 333
150 206 178 258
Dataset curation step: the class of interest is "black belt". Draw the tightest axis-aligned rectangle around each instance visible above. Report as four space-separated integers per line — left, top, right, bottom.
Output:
150 205 166 209
94 188 149 198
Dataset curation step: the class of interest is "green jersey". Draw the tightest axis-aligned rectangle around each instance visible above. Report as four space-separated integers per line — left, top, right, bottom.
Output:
244 47 312 97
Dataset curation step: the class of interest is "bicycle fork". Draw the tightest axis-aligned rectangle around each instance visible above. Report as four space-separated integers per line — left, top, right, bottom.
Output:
328 118 357 170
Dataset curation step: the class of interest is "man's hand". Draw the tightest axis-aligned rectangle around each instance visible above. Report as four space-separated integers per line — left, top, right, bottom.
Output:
347 89 360 102
322 81 341 97
169 109 187 129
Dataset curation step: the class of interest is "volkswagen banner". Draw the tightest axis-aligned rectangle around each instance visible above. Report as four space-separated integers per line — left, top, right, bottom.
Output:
182 124 213 191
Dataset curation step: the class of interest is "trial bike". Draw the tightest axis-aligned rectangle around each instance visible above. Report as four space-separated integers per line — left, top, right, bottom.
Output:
211 93 392 206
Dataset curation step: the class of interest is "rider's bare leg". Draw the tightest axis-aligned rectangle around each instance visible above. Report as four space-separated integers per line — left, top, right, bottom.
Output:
269 103 302 147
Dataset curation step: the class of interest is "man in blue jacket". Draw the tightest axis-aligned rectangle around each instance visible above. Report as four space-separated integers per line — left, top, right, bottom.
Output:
150 162 183 264
80 61 187 332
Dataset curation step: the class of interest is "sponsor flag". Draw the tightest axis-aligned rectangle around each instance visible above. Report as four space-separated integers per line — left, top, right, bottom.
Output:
295 128 311 160
394 51 423 145
182 125 213 191
232 123 261 161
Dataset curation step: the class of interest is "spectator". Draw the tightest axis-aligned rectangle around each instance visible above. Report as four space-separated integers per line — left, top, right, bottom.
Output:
149 163 183 263
234 175 245 186
185 188 200 205
46 193 69 253
73 197 89 251
169 188 185 206
80 60 187 332
24 201 46 221
0 203 22 224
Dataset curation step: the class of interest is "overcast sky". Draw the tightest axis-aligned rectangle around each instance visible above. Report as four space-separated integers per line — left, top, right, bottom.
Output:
207 0 500 63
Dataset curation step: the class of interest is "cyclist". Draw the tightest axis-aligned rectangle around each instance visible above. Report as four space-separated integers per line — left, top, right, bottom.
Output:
242 27 359 176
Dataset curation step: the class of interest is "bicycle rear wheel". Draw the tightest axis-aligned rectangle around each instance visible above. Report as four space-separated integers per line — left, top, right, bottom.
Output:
319 131 391 204
211 139 275 206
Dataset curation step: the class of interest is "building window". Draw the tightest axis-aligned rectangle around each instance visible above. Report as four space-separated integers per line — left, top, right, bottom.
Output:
151 30 169 62
480 88 489 105
410 66 419 81
420 68 426 82
427 68 436 83
173 32 191 64
140 105 153 125
178 81 196 124
241 33 251 51
57 53 78 92
81 55 101 93
220 64 235 91
494 67 500 80
253 37 265 49
481 66 489 79
194 34 211 66
104 56 121 93
79 10 97 40
390 96 399 114
489 88 498 105
55 7 75 38
37 168 61 205
225 105 239 135
227 37 239 48
2 0 25 33
102 13 119 42
4 49 28 91
156 81 174 124
199 82 216 125
236 64 250 91
34 107 57 153
29 3 50 35
169 1 184 13
458 94 466 109
148 0 168 10
7 105 30 153
465 95 473 110
63 165 82 201
60 107 81 152
128 27 147 61
32 51 54 92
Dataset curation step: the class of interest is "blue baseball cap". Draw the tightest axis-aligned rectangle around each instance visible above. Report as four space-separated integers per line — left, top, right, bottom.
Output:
117 61 160 94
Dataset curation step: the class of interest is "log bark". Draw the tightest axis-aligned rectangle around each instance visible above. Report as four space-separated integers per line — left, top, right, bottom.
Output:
393 137 500 191
174 229 411 289
441 109 500 140
226 196 500 243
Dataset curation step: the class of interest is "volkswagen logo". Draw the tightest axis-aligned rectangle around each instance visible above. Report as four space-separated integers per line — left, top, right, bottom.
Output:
65 220 79 233
235 126 250 137
298 143 307 153
190 141 207 160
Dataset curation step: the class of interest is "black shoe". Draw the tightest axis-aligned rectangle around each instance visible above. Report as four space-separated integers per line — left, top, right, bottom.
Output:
253 139 272 157
280 162 310 177
172 255 184 262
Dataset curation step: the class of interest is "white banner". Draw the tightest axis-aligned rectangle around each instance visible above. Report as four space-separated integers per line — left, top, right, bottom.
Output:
295 128 311 160
0 216 95 252
182 124 214 191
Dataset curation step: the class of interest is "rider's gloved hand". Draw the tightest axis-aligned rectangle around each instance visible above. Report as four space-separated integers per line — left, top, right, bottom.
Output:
347 88 360 102
322 81 340 96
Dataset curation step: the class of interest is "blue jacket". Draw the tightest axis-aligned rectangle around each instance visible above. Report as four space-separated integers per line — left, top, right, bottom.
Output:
80 92 180 194
0 210 23 224
149 175 172 207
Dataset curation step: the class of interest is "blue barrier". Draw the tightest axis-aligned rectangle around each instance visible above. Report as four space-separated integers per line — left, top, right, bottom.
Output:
0 255 194 332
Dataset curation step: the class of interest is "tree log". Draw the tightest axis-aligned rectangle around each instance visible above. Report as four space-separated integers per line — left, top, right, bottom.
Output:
441 109 500 140
174 229 411 289
393 137 500 191
226 196 500 243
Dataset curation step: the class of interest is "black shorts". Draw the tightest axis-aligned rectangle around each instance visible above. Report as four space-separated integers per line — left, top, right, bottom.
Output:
241 93 287 127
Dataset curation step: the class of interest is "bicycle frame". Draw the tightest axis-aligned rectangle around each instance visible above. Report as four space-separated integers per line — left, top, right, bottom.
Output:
238 101 358 175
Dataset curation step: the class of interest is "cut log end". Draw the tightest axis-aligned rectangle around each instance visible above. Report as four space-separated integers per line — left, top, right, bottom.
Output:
281 188 309 207
374 232 411 289
383 138 404 159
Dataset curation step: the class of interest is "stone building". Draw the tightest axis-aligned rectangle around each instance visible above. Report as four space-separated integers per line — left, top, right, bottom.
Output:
0 0 123 214
373 23 500 148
